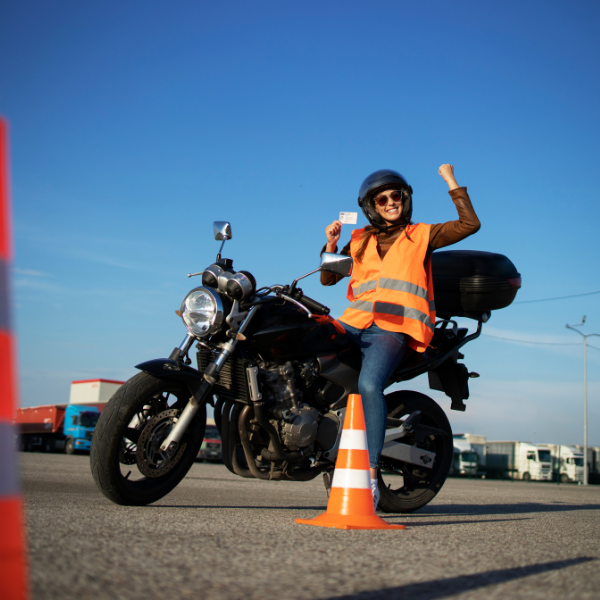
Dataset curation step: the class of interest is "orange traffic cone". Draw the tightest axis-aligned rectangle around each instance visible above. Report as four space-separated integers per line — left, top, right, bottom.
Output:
0 118 29 600
296 394 405 530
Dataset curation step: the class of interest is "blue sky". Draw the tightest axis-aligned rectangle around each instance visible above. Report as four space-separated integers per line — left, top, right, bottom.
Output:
1 0 599 446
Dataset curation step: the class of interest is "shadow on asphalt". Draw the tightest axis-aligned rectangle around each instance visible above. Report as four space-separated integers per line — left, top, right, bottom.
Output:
417 502 600 516
391 517 531 527
320 557 597 600
149 506 530 528
151 504 328 510
151 498 600 515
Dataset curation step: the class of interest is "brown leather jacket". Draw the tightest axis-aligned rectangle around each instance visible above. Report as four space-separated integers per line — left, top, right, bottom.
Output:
320 186 480 286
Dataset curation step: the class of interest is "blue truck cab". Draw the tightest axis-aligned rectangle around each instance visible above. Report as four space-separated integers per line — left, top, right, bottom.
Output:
63 405 101 454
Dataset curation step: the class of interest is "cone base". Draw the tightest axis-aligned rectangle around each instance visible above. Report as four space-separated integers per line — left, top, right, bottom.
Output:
296 511 406 530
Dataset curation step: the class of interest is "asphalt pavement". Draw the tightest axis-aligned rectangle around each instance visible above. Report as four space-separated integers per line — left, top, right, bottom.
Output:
20 453 600 600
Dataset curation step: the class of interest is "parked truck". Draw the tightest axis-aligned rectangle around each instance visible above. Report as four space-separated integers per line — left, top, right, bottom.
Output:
485 441 553 481
575 445 600 484
541 444 584 484
16 404 101 454
451 434 486 477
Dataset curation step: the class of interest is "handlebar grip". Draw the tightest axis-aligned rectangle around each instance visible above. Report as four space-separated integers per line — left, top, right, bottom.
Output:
299 295 330 316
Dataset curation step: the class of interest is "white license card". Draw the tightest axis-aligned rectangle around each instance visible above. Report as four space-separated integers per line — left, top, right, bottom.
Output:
339 212 357 224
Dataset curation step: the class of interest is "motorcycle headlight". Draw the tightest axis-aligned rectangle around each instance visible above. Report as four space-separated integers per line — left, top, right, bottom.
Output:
180 287 224 337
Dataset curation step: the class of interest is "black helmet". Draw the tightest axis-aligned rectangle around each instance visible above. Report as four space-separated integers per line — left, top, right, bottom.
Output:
357 169 413 231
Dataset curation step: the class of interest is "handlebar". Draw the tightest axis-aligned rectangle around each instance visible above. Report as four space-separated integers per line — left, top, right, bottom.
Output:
291 288 330 316
298 294 330 316
250 285 331 317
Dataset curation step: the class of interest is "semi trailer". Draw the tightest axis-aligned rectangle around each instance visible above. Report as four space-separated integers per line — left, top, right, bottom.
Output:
486 441 553 481
15 378 123 454
16 404 101 454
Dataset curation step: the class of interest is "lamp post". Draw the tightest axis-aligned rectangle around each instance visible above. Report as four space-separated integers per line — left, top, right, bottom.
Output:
566 316 599 486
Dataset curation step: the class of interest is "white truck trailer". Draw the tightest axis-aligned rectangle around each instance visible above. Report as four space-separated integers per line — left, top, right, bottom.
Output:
485 441 553 481
70 379 124 405
541 444 584 484
451 434 486 477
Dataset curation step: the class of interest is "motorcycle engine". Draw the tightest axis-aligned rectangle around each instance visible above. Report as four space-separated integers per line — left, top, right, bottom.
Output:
261 361 320 452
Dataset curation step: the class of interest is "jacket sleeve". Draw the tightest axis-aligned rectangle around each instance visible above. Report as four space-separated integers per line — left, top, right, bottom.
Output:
428 187 480 255
320 241 351 286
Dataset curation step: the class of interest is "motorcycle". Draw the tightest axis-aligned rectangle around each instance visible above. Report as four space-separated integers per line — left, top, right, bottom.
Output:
91 221 521 512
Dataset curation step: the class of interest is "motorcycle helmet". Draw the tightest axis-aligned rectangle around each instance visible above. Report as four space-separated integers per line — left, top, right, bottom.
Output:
357 169 413 231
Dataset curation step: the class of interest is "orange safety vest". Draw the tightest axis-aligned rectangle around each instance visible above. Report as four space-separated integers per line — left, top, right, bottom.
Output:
339 223 436 353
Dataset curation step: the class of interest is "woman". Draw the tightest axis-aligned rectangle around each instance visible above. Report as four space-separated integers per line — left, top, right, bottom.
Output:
322 165 480 508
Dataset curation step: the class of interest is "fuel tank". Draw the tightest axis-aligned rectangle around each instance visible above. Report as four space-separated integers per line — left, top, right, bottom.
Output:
245 301 350 360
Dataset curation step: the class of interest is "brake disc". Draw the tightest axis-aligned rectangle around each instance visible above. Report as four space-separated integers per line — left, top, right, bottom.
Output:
136 409 188 478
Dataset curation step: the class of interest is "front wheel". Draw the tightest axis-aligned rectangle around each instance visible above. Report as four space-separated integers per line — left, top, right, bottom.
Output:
90 371 206 506
378 390 453 514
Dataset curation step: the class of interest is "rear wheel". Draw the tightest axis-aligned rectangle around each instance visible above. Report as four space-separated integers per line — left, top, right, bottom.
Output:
90 372 206 506
378 390 453 514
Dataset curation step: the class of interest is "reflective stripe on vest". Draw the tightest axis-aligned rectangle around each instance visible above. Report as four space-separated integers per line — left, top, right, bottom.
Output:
374 302 434 332
378 277 429 301
351 280 378 296
349 299 434 331
348 299 374 313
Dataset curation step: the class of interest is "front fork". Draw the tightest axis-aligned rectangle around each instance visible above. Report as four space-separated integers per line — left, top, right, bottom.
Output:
159 306 258 453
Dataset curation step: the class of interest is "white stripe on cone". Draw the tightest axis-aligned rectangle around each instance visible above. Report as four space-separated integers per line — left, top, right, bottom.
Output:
338 429 368 450
331 468 371 490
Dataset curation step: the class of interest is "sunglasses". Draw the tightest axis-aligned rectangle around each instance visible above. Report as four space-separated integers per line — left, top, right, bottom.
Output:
374 190 403 207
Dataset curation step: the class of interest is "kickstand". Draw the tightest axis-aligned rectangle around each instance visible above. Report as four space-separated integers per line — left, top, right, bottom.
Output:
322 471 332 498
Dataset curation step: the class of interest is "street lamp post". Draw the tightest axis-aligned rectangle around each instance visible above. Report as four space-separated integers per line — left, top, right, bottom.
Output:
566 316 599 486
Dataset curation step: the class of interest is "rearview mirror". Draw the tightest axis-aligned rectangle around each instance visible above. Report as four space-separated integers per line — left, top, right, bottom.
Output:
320 253 353 278
213 221 232 241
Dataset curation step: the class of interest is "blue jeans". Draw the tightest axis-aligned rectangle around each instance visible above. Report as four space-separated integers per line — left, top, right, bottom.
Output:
342 323 408 469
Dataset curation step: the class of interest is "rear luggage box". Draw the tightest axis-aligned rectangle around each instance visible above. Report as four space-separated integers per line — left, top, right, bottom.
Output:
432 250 521 320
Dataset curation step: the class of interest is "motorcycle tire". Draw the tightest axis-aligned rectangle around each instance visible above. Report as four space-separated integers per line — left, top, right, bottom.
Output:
90 371 206 506
377 390 452 514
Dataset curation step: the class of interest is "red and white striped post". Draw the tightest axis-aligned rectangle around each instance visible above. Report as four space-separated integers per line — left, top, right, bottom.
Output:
0 118 29 600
